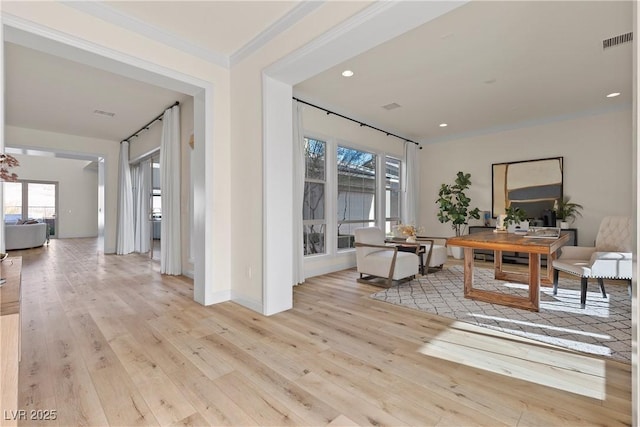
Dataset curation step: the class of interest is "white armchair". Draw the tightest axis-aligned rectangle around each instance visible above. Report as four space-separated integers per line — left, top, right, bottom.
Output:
354 227 419 287
552 216 631 308
415 236 448 273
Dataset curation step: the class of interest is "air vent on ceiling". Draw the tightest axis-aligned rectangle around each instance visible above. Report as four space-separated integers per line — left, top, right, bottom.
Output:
93 109 115 117
382 102 401 111
603 32 633 50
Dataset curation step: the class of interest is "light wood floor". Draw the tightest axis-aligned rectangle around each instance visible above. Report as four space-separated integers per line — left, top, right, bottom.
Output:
15 238 631 426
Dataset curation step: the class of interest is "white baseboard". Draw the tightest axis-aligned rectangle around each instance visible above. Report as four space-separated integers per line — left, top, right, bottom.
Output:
304 257 356 280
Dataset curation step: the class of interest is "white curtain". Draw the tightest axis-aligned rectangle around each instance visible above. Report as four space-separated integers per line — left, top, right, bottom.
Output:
160 105 182 274
116 141 135 254
133 159 151 253
402 141 419 226
292 100 305 285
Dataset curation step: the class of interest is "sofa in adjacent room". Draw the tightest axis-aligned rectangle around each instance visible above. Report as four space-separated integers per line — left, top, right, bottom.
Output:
5 222 49 250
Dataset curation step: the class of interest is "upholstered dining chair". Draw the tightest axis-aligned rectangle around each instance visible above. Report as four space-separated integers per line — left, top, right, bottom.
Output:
354 227 419 287
552 216 632 308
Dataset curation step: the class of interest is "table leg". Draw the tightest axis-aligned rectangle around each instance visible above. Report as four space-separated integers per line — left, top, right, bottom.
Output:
463 247 474 296
541 251 557 285
494 249 503 277
529 253 541 311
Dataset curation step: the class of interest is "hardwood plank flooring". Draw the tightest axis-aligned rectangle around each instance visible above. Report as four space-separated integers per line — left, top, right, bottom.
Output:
14 238 631 426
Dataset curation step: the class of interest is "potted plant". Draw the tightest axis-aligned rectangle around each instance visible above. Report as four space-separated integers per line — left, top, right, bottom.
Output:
437 171 480 258
503 205 528 232
554 197 583 228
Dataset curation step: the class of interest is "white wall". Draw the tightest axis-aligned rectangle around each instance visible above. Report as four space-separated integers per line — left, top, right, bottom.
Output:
6 126 119 248
419 109 633 246
301 104 406 278
12 154 98 238
180 97 195 277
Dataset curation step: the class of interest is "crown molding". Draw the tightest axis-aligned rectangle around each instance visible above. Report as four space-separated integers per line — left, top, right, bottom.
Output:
230 1 325 67
265 0 468 85
61 1 230 68
2 12 209 95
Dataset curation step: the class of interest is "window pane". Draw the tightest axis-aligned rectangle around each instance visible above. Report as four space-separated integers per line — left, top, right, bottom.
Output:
303 138 326 256
304 138 325 180
303 182 324 220
338 221 375 249
27 183 56 221
3 182 22 223
337 146 376 223
337 146 376 250
304 224 325 255
386 157 401 219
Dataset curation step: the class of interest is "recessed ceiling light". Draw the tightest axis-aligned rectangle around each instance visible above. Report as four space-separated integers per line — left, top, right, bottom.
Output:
341 70 354 77
439 123 448 127
606 92 621 98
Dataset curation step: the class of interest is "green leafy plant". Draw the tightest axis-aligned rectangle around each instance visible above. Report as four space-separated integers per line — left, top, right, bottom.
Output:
554 197 583 224
437 171 480 236
503 205 527 229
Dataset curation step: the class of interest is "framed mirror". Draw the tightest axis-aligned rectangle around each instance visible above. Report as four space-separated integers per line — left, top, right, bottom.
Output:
492 157 563 219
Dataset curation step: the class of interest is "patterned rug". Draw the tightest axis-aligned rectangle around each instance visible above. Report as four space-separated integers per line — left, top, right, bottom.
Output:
371 265 631 362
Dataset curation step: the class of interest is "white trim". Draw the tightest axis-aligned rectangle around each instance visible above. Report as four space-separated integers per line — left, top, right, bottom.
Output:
230 1 325 67
2 13 208 96
61 1 326 69
61 1 229 68
304 256 356 280
262 74 294 316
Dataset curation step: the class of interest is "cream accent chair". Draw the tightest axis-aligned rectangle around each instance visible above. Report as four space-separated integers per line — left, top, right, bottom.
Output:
415 236 448 273
552 216 631 308
354 227 419 287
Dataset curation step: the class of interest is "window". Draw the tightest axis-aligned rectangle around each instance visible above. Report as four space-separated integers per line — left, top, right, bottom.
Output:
303 138 326 255
3 180 58 236
385 157 401 234
302 136 401 257
337 146 376 249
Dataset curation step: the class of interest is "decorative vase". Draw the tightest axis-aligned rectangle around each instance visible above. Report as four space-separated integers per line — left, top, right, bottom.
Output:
406 235 417 243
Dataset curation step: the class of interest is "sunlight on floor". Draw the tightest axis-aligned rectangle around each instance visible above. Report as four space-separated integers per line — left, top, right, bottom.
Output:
468 313 611 340
503 281 612 317
417 323 607 400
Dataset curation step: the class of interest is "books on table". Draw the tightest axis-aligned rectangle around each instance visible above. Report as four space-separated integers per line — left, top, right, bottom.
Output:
524 227 561 239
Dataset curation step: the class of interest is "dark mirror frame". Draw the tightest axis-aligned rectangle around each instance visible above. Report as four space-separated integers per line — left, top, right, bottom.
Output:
492 156 563 220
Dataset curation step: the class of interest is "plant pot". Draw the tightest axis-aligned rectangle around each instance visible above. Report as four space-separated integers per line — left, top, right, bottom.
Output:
507 220 529 233
406 236 417 243
560 221 569 229
450 246 464 259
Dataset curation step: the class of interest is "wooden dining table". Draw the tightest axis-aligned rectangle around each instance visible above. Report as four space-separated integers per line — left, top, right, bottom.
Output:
447 231 570 311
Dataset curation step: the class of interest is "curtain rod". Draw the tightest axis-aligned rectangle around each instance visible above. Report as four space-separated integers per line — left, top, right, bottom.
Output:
121 101 180 144
293 97 421 149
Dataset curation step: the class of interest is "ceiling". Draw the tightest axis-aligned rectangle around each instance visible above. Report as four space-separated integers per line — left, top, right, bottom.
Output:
294 1 633 144
4 1 633 145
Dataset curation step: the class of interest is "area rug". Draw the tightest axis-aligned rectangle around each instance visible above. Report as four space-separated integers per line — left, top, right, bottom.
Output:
371 265 631 362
